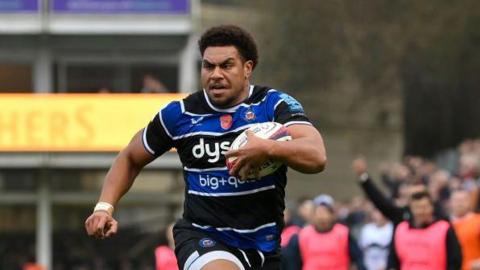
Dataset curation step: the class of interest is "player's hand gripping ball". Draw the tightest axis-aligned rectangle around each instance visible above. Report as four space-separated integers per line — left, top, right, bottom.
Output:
227 122 291 178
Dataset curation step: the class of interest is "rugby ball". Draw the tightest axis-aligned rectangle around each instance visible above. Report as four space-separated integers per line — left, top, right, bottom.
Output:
227 122 292 178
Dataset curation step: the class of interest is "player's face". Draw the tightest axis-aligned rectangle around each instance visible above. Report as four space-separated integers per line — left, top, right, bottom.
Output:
201 46 253 108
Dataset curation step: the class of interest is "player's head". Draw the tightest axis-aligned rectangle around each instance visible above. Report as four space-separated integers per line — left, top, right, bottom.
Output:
450 189 471 218
312 194 336 231
198 25 258 108
409 191 434 226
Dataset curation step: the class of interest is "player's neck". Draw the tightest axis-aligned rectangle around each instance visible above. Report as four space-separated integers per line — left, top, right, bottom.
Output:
230 83 251 106
206 83 252 110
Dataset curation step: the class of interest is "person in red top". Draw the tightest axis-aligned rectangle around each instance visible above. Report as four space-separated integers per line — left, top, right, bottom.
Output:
281 205 302 270
450 189 480 270
388 191 462 270
155 223 178 270
285 194 366 270
281 206 301 248
23 263 44 270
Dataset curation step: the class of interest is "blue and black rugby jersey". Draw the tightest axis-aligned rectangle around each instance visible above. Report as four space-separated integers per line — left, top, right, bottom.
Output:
143 85 312 253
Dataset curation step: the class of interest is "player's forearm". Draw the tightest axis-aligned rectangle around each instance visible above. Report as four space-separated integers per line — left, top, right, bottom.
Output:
98 151 144 206
268 137 326 173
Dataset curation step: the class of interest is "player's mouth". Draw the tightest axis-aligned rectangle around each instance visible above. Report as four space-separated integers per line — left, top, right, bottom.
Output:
208 84 230 96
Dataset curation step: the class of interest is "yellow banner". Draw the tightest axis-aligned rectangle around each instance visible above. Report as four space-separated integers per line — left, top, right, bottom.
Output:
0 94 185 152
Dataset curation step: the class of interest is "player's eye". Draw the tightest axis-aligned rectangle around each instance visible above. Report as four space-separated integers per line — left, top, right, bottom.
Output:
203 62 215 70
221 63 233 70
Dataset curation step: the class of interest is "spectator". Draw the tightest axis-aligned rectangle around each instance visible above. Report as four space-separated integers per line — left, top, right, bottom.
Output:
359 207 393 270
155 223 178 270
295 196 315 227
281 205 302 270
381 162 410 199
97 86 111 93
141 74 168 93
352 158 446 225
344 196 368 232
387 191 462 270
23 262 44 270
281 204 301 248
286 194 366 270
450 189 480 270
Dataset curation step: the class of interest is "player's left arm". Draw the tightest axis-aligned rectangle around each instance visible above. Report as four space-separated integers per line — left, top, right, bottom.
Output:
269 92 326 173
270 124 326 173
226 124 326 179
227 92 326 179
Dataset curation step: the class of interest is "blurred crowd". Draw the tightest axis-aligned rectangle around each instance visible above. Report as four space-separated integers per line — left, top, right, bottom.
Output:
97 74 169 94
3 139 480 270
281 138 480 270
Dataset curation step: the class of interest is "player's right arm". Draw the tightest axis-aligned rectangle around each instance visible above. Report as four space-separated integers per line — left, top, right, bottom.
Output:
98 130 155 206
85 129 156 239
85 101 178 239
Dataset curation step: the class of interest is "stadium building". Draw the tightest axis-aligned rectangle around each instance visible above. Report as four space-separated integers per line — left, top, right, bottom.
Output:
0 0 199 269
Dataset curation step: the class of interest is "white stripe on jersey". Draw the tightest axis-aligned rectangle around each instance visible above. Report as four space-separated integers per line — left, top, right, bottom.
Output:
273 99 283 111
201 86 278 113
188 185 276 197
238 249 251 268
257 250 265 267
184 111 213 117
187 251 245 270
158 109 173 138
183 251 200 270
184 166 228 172
142 127 156 155
203 85 255 113
192 222 276 233
284 121 313 127
179 100 185 113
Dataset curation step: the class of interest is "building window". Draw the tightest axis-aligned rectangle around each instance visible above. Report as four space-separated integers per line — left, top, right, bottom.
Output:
0 63 33 93
55 62 178 93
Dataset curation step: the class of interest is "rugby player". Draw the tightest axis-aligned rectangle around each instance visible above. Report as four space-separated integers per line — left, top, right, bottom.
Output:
85 25 327 270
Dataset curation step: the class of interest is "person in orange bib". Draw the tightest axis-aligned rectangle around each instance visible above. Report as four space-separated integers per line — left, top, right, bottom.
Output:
285 194 366 270
388 191 462 270
450 189 480 270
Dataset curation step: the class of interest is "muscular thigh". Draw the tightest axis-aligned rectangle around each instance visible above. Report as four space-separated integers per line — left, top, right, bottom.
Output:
201 259 241 270
173 219 280 270
173 221 246 270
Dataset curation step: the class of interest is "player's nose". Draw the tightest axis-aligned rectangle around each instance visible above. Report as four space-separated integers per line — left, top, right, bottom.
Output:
210 66 224 79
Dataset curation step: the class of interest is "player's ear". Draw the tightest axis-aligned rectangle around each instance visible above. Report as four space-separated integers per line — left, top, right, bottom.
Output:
244 60 253 79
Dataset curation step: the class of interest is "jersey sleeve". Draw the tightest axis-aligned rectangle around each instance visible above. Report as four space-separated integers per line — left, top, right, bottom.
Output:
142 101 181 156
271 91 312 127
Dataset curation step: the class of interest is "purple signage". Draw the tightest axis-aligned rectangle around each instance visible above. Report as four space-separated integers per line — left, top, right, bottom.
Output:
0 0 38 13
52 0 189 14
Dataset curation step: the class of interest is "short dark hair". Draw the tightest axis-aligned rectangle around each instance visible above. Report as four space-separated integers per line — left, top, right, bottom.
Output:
198 25 259 69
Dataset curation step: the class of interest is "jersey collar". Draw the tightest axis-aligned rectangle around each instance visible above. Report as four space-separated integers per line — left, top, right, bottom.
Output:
202 85 254 113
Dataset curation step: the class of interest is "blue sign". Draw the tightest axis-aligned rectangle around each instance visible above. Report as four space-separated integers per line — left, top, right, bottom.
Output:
0 0 38 13
52 0 189 14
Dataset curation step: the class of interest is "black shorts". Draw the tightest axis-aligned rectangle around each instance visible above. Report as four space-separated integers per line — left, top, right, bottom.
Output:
173 219 281 270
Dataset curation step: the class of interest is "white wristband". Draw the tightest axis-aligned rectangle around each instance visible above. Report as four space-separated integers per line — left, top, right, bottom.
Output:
359 172 369 182
94 202 114 215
